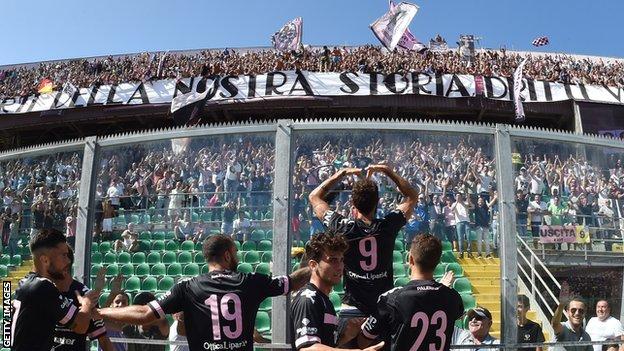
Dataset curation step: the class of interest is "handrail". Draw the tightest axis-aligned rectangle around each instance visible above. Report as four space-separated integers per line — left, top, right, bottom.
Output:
517 235 561 290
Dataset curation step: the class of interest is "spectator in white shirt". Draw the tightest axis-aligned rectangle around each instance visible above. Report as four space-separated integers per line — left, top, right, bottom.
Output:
233 210 252 241
585 300 624 351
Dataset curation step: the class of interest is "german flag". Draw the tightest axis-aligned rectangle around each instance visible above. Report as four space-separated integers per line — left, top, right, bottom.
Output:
37 78 54 94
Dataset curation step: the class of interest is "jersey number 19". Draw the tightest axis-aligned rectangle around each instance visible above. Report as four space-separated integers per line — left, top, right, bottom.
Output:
205 293 243 340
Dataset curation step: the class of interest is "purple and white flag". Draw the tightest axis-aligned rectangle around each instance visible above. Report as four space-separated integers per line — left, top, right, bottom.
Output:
272 17 303 52
532 36 550 47
389 1 426 52
513 58 528 123
371 1 419 51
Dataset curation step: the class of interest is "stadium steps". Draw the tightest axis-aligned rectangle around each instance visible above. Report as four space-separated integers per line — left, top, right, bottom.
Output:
6 259 33 293
458 257 501 338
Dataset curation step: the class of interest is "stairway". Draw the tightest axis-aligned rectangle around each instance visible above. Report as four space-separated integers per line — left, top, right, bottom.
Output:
7 259 33 293
459 257 502 338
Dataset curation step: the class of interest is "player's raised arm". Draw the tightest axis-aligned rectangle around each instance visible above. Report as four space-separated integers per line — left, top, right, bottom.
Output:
366 164 418 218
309 168 361 220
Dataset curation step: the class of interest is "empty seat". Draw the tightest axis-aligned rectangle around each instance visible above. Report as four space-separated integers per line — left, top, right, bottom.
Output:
255 263 271 275
0 265 7 278
106 264 119 277
132 252 146 264
151 240 165 251
434 264 447 278
167 263 183 277
152 232 165 240
151 263 166 276
139 231 152 240
162 251 177 265
441 251 456 263
255 311 271 334
147 252 161 265
183 263 200 276
117 252 131 264
393 263 406 278
120 263 134 276
394 277 410 287
250 230 265 242
158 276 175 291
201 264 209 274
124 276 141 292
453 278 473 295
91 252 102 264
442 241 453 252
165 240 179 251
393 251 403 263
98 293 110 307
333 279 344 294
394 240 404 251
142 276 158 291
445 263 464 277
260 252 272 263
104 252 117 265
259 298 272 312
98 242 111 254
135 263 150 277
242 241 257 251
244 251 260 264
257 240 272 252
180 241 195 251
193 252 205 264
178 251 193 264
461 294 476 310
237 263 253 274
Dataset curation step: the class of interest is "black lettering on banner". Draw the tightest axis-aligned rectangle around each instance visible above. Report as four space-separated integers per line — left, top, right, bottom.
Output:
106 85 123 105
127 83 150 104
543 81 553 101
445 74 470 97
507 77 515 101
25 94 40 112
196 77 208 94
87 85 101 105
288 71 313 95
247 75 257 98
526 79 537 101
265 71 287 96
219 75 239 98
563 83 575 100
204 76 220 100
71 88 88 107
604 86 624 103
369 73 379 95
383 72 408 94
339 72 359 94
0 98 16 113
411 72 432 95
52 91 65 108
173 77 194 98
484 76 508 99
435 74 444 96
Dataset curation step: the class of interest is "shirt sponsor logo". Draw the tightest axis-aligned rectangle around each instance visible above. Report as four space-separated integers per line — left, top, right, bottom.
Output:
203 340 248 350
347 270 388 280
300 289 316 302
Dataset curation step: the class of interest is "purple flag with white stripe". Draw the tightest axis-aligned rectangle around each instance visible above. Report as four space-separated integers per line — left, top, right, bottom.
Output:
272 17 303 52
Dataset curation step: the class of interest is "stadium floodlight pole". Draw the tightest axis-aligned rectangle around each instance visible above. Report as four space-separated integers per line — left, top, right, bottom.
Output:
494 124 519 348
272 119 295 345
75 136 99 284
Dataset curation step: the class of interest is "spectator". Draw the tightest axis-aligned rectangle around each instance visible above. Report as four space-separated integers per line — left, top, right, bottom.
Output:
114 223 139 253
454 307 500 349
168 312 190 351
232 210 252 242
474 196 495 258
516 190 529 238
121 292 169 351
452 193 473 258
585 300 624 351
221 200 237 237
528 194 549 247
552 283 593 351
517 295 545 351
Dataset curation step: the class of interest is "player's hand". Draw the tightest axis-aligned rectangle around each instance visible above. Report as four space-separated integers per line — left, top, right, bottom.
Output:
341 167 362 177
365 164 390 178
76 289 100 311
93 267 106 293
559 281 572 307
440 270 455 288
342 317 366 342
363 341 385 350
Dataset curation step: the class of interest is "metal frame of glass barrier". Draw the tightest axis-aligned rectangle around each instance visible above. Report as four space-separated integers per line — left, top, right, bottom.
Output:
4 120 624 349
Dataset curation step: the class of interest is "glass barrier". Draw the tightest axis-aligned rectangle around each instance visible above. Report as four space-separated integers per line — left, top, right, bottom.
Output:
90 133 275 340
513 136 624 350
290 129 501 345
0 150 83 264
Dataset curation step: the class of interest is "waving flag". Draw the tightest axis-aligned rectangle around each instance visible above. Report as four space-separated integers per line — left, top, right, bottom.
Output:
532 36 550 47
37 78 54 94
272 17 303 52
513 58 528 123
389 1 426 52
371 1 419 51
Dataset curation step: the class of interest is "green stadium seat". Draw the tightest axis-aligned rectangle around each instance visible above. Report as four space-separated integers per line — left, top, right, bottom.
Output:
453 278 473 295
393 251 403 263
255 311 271 334
191 212 199 222
193 252 205 264
130 215 140 224
135 263 150 277
139 231 152 240
237 263 253 274
201 264 209 274
234 241 242 250
260 252 272 263
106 264 119 277
257 240 272 252
195 242 202 251
265 230 273 240
250 230 265 242
242 241 257 251
104 252 116 265
0 265 8 278
120 263 134 276
259 298 272 312
117 252 131 264
165 240 179 251
237 251 243 262
165 231 176 240
201 212 211 221
434 264 447 278
394 240 404 251
91 252 102 264
167 263 183 277
91 243 98 253
441 251 456 263
158 276 175 291
244 251 260 264
162 251 176 265
151 263 166 276
138 240 150 252
151 240 165 251
442 241 453 252
0 255 9 266
142 276 158 291
393 263 406 277
147 252 161 265
183 263 200 276
98 242 111 254
91 264 103 277
98 292 110 307
125 276 141 292
255 263 271 275
329 292 342 311
152 231 165 240
394 277 410 287
333 279 344 294
461 294 477 310
178 251 192 264
132 252 146 264
445 263 464 277
180 241 195 251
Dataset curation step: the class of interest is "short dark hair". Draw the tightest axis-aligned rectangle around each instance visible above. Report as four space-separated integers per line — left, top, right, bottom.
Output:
518 295 530 308
202 234 236 263
352 179 379 215
67 245 74 265
409 234 442 273
565 296 587 311
30 228 67 255
305 231 348 263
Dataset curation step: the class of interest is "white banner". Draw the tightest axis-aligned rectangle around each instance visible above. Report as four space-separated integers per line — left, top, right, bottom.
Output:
370 2 419 51
513 58 528 122
1 71 624 115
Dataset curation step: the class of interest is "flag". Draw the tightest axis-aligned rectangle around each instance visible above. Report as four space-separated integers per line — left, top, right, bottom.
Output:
513 58 528 123
37 78 54 94
389 1 426 52
62 81 78 97
532 36 549 47
272 17 303 52
371 1 419 51
157 51 169 78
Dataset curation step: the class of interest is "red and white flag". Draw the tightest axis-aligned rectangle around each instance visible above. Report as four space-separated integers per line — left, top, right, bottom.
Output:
370 1 419 51
272 17 303 52
532 36 549 47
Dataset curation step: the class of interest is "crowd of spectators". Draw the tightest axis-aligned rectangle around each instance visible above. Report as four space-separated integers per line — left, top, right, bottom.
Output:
2 44 623 100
